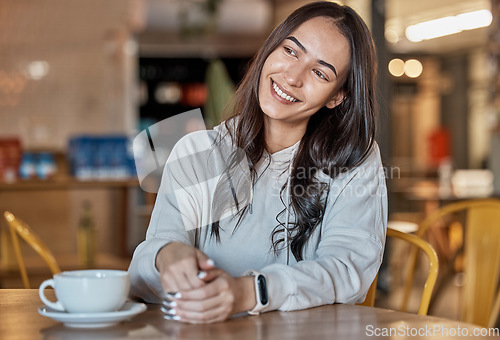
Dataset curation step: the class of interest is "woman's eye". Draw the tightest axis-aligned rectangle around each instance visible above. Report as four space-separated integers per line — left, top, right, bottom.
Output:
314 69 326 80
284 47 296 57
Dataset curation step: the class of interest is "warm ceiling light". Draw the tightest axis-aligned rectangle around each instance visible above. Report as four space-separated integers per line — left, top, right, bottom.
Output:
385 28 399 44
388 58 405 77
405 9 492 42
404 59 423 78
457 10 493 30
26 61 50 80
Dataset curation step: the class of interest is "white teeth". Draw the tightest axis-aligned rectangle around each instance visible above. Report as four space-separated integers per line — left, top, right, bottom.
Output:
272 81 297 102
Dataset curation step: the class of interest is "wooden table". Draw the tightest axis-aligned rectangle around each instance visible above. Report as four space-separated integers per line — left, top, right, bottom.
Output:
1 290 498 339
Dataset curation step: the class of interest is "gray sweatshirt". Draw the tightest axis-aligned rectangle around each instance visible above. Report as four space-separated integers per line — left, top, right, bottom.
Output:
128 121 388 312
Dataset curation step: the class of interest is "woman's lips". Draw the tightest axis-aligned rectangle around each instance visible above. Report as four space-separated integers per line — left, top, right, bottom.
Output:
270 80 299 104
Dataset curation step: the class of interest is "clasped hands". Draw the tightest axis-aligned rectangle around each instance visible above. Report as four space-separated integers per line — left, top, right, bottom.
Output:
155 242 256 324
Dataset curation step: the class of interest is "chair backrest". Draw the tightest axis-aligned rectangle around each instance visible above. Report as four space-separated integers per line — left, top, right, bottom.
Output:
358 227 439 316
3 211 61 288
402 199 500 327
359 274 378 308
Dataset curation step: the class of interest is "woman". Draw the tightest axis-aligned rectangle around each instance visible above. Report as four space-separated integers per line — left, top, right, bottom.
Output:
129 1 387 324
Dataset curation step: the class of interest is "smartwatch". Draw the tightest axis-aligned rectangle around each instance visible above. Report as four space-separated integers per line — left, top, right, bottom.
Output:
245 270 269 315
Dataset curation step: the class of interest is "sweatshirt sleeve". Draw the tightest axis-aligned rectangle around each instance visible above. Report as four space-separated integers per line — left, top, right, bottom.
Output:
128 131 216 303
259 145 388 312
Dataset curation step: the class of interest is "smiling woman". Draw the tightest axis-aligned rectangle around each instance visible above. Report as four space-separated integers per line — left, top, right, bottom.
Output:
128 1 387 324
258 17 351 153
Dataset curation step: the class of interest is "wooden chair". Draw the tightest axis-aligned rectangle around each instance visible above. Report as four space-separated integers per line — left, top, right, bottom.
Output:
401 199 500 327
359 227 439 316
3 211 61 288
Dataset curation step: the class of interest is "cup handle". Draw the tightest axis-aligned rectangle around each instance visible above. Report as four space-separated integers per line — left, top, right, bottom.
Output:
39 279 65 312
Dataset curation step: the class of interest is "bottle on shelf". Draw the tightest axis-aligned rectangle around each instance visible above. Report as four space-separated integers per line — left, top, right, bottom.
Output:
438 157 454 198
77 200 97 269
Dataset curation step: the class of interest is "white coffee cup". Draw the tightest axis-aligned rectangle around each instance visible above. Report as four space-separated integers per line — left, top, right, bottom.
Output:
39 269 129 313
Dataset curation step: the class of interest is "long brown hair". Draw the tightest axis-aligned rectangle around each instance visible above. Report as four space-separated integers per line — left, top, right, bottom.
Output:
214 1 378 261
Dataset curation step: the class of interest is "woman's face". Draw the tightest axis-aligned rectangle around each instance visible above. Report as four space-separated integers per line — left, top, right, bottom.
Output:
258 17 351 133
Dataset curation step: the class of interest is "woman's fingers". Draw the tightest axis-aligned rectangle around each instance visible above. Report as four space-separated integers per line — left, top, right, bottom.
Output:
162 272 243 324
165 291 221 313
156 243 209 292
183 270 205 290
175 304 230 324
168 290 232 324
177 276 224 301
160 273 179 295
197 268 224 283
156 242 225 305
196 250 215 271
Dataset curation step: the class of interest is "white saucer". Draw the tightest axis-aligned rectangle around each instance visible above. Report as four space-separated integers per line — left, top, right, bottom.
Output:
38 301 147 328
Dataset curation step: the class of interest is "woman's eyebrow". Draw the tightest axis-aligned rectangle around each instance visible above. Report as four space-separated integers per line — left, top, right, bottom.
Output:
285 36 338 77
286 36 307 52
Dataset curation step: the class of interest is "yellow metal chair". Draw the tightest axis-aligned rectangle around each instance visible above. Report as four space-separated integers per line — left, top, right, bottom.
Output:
3 211 61 288
359 227 439 316
359 274 378 308
402 199 500 327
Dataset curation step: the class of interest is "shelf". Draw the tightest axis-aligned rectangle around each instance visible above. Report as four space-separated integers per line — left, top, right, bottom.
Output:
0 177 141 257
0 177 139 191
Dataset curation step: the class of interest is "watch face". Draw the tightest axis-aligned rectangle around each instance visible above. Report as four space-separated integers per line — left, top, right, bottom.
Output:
257 275 269 305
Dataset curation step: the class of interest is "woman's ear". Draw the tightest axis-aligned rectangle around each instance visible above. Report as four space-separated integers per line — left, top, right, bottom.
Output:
325 90 346 109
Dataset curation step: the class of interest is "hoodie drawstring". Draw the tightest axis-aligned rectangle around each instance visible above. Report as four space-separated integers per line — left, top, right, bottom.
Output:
284 148 297 265
284 174 292 265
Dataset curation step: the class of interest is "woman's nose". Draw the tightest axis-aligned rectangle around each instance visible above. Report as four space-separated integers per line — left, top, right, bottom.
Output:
284 64 305 88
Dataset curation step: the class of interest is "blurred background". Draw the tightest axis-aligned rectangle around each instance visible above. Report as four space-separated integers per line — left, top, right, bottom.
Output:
0 0 499 324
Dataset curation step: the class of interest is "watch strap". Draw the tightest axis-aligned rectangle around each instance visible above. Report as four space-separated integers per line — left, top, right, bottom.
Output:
244 270 269 315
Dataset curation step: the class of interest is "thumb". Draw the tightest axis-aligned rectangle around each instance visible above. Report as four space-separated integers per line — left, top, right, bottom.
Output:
195 249 215 271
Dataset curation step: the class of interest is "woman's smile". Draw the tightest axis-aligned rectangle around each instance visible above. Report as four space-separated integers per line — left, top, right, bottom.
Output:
271 79 300 103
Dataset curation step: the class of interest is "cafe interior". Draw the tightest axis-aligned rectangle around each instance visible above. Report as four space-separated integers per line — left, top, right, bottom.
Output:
1 0 500 336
